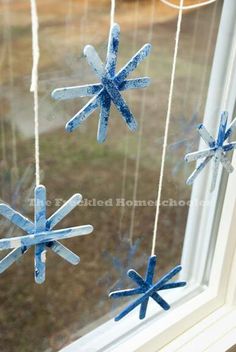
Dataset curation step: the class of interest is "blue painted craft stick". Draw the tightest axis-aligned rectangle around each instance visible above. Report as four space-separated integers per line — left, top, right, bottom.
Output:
224 117 236 141
185 148 215 162
52 23 152 141
84 46 137 131
64 45 151 134
211 154 220 192
140 298 149 319
148 265 182 290
52 78 150 101
0 247 28 273
110 255 186 321
140 258 155 318
66 95 100 132
102 76 137 130
113 278 170 321
84 45 104 78
0 215 81 272
115 43 152 85
0 185 94 282
128 269 170 315
52 84 103 100
82 44 151 126
158 282 187 291
0 196 83 268
110 287 144 298
106 23 120 76
186 156 212 185
217 111 228 146
84 47 130 128
47 241 80 265
34 185 47 284
150 292 170 310
128 269 174 307
197 124 215 147
119 78 150 90
46 193 82 230
128 270 149 288
186 113 236 190
102 21 116 142
97 91 111 143
122 265 182 318
146 255 156 283
96 23 119 143
0 225 93 250
49 241 80 264
223 141 236 152
0 204 34 233
0 240 81 269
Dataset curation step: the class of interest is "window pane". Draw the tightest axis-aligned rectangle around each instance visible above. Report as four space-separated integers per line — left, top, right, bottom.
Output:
0 1 223 351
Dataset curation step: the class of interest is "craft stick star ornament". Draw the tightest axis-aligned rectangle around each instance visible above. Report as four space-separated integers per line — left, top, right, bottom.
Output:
109 255 186 321
185 111 236 191
51 23 152 143
0 185 93 284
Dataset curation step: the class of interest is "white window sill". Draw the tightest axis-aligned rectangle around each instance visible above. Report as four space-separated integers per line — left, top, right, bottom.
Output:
161 305 236 352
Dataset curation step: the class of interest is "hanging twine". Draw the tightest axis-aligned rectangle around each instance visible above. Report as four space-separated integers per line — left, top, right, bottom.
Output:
151 0 219 255
110 0 115 28
160 0 217 10
118 0 139 240
30 0 40 186
129 0 156 245
151 0 184 256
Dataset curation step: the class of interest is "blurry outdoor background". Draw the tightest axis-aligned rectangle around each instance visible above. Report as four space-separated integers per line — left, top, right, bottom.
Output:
0 0 223 351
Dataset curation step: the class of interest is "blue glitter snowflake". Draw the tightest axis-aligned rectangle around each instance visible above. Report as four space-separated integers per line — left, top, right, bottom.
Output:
0 185 93 284
185 111 236 191
109 255 186 321
51 23 152 143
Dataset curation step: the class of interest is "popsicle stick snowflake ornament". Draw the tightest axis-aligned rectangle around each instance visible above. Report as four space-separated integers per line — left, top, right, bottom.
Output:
185 111 236 191
0 185 93 283
51 23 152 143
110 256 186 321
109 0 187 321
0 0 94 284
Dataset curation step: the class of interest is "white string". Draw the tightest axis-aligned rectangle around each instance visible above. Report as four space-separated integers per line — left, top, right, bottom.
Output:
118 0 139 240
110 0 115 27
129 0 156 244
151 0 184 256
160 0 217 10
30 0 40 186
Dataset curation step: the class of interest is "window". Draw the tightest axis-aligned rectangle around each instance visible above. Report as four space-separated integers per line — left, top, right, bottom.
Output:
1 1 236 352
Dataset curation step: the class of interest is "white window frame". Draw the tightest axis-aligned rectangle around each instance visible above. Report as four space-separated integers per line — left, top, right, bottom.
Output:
61 1 236 351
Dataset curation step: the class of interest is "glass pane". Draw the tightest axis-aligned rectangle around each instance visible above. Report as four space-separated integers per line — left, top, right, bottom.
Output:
0 0 223 351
